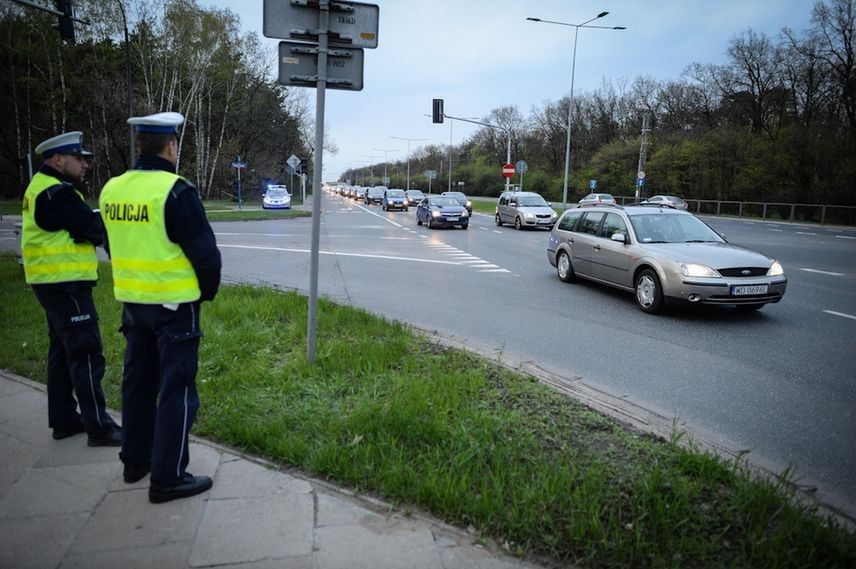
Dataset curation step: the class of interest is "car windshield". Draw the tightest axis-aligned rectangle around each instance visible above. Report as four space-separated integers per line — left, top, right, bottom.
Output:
518 195 549 207
368 188 384 196
266 188 288 197
430 197 461 207
444 192 465 199
630 213 724 243
406 190 424 197
386 190 406 197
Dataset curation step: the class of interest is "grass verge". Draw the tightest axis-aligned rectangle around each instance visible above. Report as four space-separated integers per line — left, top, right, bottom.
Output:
204 208 311 222
1 254 853 566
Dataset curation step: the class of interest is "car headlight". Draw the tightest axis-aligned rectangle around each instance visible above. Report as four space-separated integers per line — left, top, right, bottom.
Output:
466 201 472 208
680 263 720 278
768 260 784 276
432 210 441 217
524 213 534 220
461 210 469 217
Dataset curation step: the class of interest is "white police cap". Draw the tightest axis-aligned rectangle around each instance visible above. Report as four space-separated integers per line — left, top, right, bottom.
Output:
35 131 94 158
127 111 184 134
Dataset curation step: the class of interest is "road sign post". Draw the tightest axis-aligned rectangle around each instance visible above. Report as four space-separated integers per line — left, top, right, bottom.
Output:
424 169 436 194
264 0 379 363
515 160 528 192
231 158 246 210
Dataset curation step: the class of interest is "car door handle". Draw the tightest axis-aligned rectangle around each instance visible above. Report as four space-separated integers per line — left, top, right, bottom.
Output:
568 237 574 244
593 244 601 251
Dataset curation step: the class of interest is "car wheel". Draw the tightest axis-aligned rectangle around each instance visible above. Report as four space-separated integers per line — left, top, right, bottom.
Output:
462 223 468 230
556 251 576 283
635 269 665 314
514 217 522 230
495 213 502 226
737 303 764 311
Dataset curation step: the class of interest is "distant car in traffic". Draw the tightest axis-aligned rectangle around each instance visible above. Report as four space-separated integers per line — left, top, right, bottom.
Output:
382 189 408 211
364 187 386 205
354 187 366 201
546 204 787 314
640 195 688 210
495 190 558 230
405 189 425 206
578 193 616 206
416 195 469 229
441 191 472 215
262 185 291 209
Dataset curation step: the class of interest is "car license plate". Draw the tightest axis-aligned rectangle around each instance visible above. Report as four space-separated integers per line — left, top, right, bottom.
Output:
447 217 459 222
732 285 768 295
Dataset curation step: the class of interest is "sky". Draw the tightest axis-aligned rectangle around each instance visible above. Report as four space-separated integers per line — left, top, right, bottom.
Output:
204 0 817 183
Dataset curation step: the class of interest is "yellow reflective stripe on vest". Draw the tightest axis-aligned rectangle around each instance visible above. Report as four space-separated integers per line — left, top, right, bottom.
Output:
21 172 98 284
114 277 200 294
111 257 194 272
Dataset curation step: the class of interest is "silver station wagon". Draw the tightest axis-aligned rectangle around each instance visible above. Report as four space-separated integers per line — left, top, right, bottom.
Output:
546 204 787 314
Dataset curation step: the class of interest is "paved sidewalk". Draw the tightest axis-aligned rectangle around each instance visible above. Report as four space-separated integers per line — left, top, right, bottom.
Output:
0 371 546 569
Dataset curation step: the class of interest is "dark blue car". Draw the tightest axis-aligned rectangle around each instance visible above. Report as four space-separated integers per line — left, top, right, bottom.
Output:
416 196 469 229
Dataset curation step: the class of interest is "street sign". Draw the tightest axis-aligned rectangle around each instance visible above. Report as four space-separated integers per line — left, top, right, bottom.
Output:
231 161 246 169
424 170 437 180
286 154 300 169
589 179 597 190
515 160 528 174
637 171 646 179
278 41 364 91
264 0 379 48
502 163 515 178
637 178 645 187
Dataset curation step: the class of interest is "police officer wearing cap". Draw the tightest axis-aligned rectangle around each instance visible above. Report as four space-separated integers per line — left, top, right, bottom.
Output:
21 132 122 446
100 112 221 503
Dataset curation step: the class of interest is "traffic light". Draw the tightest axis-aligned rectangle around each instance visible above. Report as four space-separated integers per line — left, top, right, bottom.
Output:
432 98 444 123
299 157 308 174
54 0 75 44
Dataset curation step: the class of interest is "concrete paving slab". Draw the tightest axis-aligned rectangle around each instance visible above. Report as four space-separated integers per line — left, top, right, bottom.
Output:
0 431 44 498
69 488 207 553
189 492 314 566
0 462 116 519
0 388 49 445
439 546 545 569
0 512 88 569
316 491 385 528
34 436 120 468
206 556 315 569
0 376 30 397
211 456 312 499
315 524 442 569
58 541 192 569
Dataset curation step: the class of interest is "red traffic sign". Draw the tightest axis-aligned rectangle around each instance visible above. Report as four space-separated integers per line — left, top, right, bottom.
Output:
502 163 515 178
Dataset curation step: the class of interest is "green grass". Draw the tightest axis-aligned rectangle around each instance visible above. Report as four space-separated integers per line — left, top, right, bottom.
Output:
1 254 854 567
1 201 21 216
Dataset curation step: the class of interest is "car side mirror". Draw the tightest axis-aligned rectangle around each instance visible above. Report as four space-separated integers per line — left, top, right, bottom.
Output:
611 232 628 244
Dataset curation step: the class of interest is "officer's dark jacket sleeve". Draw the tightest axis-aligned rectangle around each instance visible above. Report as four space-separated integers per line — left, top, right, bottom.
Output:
164 181 222 302
34 166 103 247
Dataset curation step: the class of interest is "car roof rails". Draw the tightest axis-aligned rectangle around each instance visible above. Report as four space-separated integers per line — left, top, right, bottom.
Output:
635 202 677 209
578 203 624 209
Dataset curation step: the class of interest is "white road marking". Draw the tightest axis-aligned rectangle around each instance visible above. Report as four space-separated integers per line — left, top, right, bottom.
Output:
493 230 502 234
824 310 856 321
799 268 844 276
218 244 461 265
478 268 511 273
836 235 856 240
796 231 817 235
768 229 783 232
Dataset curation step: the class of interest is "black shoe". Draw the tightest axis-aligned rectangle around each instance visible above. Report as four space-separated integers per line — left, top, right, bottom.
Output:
123 462 151 483
149 473 213 504
87 426 122 447
52 421 86 440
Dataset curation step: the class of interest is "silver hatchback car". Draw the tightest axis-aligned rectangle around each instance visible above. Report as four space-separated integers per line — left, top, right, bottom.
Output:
546 204 787 313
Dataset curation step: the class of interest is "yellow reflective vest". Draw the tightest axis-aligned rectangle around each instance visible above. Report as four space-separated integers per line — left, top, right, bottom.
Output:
99 170 201 304
21 172 98 284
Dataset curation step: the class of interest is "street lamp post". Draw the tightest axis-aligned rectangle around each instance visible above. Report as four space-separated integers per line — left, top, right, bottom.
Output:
372 147 398 184
391 136 427 189
526 13 626 211
362 154 382 185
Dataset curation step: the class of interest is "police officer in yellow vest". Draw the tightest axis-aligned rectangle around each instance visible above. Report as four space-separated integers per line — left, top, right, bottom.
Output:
21 132 122 446
100 112 221 503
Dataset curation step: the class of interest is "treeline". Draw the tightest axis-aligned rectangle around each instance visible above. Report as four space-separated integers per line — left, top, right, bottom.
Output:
0 0 314 200
345 0 856 207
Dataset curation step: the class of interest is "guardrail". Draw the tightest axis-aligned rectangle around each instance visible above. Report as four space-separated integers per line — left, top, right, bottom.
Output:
612 196 856 227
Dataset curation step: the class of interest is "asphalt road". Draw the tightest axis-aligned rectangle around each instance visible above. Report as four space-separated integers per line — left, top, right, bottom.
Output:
2 196 854 518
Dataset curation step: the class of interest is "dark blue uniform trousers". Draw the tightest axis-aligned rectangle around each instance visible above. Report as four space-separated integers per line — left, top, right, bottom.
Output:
32 285 117 434
119 301 202 486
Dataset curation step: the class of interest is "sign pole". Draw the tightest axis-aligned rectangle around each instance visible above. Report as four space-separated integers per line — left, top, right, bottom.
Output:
307 1 329 363
236 156 242 211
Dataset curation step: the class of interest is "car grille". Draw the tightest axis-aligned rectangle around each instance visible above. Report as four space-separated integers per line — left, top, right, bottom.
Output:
718 267 768 277
536 214 552 219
